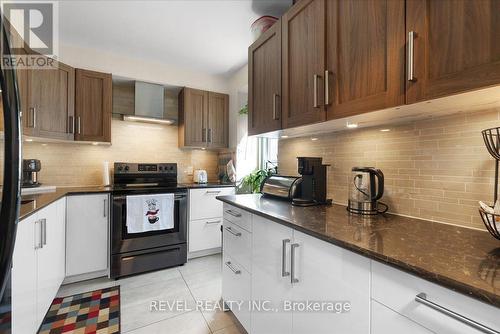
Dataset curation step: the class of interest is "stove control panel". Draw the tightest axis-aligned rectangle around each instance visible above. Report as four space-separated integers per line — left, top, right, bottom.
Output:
114 162 177 174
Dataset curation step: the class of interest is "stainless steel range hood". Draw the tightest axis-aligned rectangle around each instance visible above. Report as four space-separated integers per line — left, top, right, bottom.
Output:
122 81 173 125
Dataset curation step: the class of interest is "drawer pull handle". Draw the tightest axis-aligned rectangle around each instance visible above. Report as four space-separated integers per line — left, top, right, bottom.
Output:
282 239 290 277
224 226 241 237
225 210 242 218
206 190 221 194
206 220 221 225
225 261 241 275
415 293 500 334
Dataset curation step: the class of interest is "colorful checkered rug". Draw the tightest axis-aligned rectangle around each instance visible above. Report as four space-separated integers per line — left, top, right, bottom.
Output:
38 286 120 334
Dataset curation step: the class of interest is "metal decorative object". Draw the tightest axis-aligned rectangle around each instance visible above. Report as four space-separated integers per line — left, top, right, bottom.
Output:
479 127 500 240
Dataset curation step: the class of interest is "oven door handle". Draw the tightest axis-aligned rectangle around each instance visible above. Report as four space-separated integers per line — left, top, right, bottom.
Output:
113 193 187 201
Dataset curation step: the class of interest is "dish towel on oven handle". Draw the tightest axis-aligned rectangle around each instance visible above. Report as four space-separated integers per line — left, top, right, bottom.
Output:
126 193 175 233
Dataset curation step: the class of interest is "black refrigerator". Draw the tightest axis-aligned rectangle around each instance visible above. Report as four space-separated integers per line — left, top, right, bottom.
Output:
0 12 23 334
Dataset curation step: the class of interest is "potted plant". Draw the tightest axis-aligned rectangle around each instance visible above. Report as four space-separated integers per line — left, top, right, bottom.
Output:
237 168 271 194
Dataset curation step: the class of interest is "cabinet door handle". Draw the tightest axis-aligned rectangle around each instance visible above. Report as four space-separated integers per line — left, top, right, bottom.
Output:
202 128 206 142
282 239 290 277
28 107 36 128
77 116 81 134
34 220 42 249
68 116 74 134
407 31 416 82
41 218 47 246
415 293 499 334
225 261 241 275
313 74 320 108
224 226 241 237
290 243 299 283
103 198 107 218
225 209 242 218
272 93 280 120
324 70 331 106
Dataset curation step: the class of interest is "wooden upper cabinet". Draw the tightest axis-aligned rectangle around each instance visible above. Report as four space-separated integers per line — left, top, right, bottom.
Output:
326 0 405 119
75 69 112 142
248 20 282 136
178 88 228 149
179 88 208 148
406 0 500 103
282 0 326 129
26 59 75 140
207 92 229 149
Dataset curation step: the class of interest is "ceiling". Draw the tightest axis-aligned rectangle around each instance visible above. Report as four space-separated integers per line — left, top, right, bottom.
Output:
59 0 292 77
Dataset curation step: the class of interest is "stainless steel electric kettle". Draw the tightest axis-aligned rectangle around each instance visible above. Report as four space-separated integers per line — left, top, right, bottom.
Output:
347 167 388 215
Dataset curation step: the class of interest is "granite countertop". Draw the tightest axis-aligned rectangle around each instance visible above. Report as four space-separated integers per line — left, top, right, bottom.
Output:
217 194 500 308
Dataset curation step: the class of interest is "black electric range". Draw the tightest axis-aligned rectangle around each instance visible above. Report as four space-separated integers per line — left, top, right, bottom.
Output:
110 162 187 279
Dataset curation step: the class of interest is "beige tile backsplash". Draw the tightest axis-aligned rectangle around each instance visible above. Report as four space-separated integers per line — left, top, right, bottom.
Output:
18 119 218 186
278 108 500 230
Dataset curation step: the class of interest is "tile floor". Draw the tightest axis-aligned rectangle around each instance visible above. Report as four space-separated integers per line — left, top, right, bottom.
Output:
56 254 246 334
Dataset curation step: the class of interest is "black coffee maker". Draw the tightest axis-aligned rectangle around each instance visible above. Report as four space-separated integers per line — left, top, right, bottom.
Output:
22 159 41 188
292 157 331 206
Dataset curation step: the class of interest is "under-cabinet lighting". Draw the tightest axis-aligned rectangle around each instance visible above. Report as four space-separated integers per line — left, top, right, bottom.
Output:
281 135 289 138
380 129 391 132
25 138 33 142
346 122 358 129
311 137 318 141
92 142 99 146
123 115 174 125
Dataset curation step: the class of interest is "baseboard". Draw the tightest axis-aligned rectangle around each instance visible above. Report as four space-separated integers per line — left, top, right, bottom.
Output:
63 269 109 285
188 247 221 259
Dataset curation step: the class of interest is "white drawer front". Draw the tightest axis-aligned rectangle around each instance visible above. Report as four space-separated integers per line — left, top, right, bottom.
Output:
223 220 252 273
222 253 251 332
190 187 235 220
372 300 433 334
188 218 223 252
372 261 500 334
223 203 252 232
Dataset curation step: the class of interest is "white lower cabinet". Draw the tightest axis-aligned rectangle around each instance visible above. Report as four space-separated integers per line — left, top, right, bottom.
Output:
251 215 293 334
291 230 370 334
250 215 370 334
188 187 235 256
371 300 433 334
222 253 252 331
371 260 500 334
66 194 109 279
12 198 66 333
12 212 38 334
36 199 66 325
222 206 500 334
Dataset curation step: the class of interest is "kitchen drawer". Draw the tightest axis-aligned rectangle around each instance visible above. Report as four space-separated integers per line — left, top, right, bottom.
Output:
223 203 252 232
372 300 433 334
222 253 251 332
190 187 235 220
189 217 223 252
372 260 500 334
223 220 251 272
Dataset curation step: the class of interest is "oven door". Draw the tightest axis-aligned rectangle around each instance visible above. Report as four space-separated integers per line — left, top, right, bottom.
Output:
111 189 187 254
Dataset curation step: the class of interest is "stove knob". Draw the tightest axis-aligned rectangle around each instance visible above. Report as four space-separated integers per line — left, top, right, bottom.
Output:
159 166 163 171
117 166 123 172
124 165 129 172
